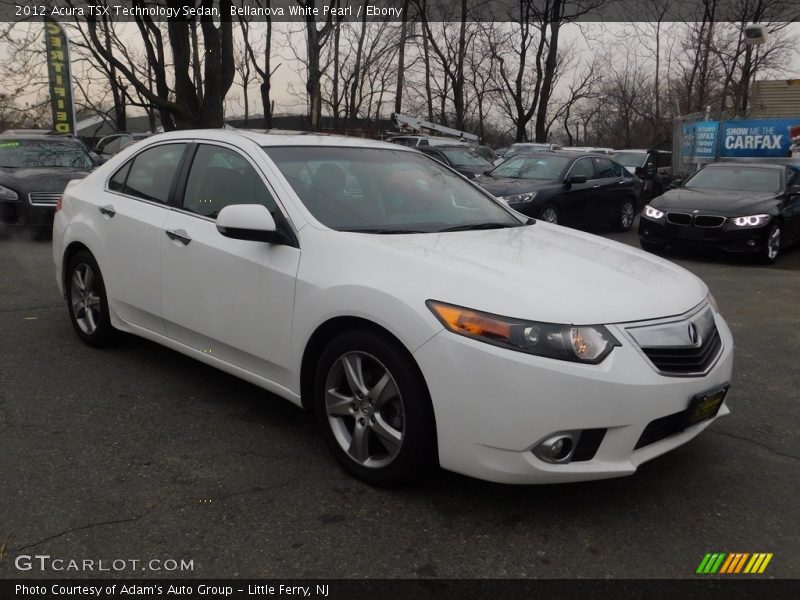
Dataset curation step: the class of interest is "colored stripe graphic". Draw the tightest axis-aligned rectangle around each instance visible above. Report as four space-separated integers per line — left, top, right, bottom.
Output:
697 553 773 574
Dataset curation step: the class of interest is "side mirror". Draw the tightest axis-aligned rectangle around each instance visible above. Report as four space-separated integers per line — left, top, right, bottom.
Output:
565 175 588 185
788 184 800 198
669 178 683 189
217 204 278 243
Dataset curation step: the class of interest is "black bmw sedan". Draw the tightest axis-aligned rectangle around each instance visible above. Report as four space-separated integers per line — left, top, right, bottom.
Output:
0 135 94 237
638 163 800 264
477 152 641 231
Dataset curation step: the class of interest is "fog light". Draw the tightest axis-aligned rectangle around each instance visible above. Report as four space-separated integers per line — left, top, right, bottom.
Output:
533 432 577 464
747 239 756 247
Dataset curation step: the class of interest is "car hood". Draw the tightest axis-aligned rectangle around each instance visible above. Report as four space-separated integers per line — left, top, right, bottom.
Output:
476 176 554 197
0 167 90 193
652 187 779 215
343 224 707 325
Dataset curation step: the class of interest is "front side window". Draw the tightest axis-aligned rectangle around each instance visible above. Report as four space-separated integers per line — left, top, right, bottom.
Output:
122 143 186 204
263 146 520 233
182 145 278 219
569 158 594 179
592 157 620 179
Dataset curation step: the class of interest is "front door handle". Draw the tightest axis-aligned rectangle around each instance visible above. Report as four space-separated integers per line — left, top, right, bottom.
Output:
592 184 601 189
98 205 116 218
165 229 192 246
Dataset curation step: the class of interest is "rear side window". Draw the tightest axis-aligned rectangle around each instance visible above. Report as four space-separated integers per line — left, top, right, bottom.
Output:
182 144 278 219
108 162 131 192
120 144 186 204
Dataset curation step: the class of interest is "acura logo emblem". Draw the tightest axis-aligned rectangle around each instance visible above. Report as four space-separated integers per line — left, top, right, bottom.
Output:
688 323 700 345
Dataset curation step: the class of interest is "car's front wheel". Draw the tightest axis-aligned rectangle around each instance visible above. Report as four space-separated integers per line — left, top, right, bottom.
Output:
539 203 559 224
314 329 436 486
759 222 782 264
612 198 636 232
66 250 116 346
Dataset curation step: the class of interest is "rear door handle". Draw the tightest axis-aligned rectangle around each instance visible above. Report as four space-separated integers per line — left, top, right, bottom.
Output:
98 205 116 218
165 229 192 246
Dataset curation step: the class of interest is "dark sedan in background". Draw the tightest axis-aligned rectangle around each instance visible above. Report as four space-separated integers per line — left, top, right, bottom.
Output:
638 163 800 264
477 152 641 231
418 144 495 179
0 135 94 237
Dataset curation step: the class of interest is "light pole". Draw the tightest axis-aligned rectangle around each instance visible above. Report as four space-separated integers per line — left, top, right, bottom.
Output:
743 23 768 116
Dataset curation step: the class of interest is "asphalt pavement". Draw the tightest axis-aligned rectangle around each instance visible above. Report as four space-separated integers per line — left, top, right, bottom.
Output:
1 220 798 579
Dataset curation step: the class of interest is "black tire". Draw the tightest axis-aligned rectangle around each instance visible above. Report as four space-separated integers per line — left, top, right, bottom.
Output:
314 328 437 487
758 222 782 265
612 198 636 232
640 240 665 254
539 203 560 224
66 250 116 346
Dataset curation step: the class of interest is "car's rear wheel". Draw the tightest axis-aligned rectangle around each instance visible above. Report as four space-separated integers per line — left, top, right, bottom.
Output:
539 203 559 224
66 251 115 346
759 223 782 264
314 329 436 486
613 198 636 232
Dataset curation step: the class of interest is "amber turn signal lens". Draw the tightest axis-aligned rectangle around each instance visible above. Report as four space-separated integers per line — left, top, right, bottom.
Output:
428 302 512 340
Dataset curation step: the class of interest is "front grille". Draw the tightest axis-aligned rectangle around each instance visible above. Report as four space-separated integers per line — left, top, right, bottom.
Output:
571 428 607 462
694 215 726 227
28 192 61 206
642 327 722 375
635 411 684 449
666 212 692 225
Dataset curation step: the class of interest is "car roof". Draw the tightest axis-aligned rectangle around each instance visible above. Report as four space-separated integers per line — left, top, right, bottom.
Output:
148 129 415 152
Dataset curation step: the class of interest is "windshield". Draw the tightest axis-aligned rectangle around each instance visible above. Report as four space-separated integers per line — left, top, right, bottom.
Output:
262 146 521 233
683 167 782 193
439 147 492 167
0 139 93 169
489 154 571 180
610 152 647 168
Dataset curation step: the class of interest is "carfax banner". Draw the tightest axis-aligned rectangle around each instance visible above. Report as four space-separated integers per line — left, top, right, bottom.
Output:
718 119 800 159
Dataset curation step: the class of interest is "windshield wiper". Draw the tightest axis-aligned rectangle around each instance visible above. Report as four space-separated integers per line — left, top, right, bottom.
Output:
437 222 519 233
341 228 426 234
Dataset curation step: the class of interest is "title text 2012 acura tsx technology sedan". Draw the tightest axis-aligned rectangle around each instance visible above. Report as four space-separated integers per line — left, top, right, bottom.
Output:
53 130 733 486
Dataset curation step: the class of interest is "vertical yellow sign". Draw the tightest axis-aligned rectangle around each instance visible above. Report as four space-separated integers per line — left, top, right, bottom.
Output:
44 17 75 134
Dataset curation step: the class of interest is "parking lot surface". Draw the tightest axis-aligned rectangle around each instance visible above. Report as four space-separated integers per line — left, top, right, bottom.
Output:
1 221 799 578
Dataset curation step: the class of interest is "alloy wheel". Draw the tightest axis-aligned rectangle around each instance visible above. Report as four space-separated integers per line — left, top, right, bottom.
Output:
621 201 634 229
325 351 405 469
767 225 781 261
70 263 102 335
541 207 558 224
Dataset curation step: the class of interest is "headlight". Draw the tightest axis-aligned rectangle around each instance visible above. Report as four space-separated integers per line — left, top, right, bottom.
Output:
732 214 770 227
0 185 19 201
644 205 664 219
707 292 719 313
503 192 537 204
427 300 620 364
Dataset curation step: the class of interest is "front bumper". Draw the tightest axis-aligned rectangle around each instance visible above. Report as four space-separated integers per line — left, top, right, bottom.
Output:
639 216 771 253
0 198 56 228
413 309 733 484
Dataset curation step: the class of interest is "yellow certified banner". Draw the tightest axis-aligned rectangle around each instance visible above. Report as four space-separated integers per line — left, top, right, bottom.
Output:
43 16 75 134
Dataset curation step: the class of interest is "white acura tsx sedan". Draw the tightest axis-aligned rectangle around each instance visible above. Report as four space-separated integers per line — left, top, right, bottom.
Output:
53 130 733 486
